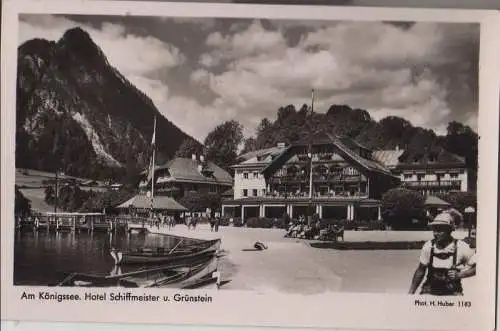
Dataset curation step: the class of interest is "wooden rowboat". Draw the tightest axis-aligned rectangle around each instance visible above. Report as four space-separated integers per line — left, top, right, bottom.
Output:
57 254 219 288
119 256 219 288
110 239 221 265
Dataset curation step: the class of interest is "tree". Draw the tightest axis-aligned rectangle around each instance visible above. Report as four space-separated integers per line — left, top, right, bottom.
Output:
15 186 31 216
44 186 55 205
381 188 427 230
241 137 257 154
175 138 204 158
79 188 134 213
178 192 221 216
436 191 477 214
443 121 478 190
204 120 243 172
57 185 92 211
122 148 143 190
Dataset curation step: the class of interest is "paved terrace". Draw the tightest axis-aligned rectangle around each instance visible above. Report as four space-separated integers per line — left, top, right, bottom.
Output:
146 224 474 295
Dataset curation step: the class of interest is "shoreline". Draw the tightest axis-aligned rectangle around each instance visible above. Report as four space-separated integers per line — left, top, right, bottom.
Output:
145 224 473 294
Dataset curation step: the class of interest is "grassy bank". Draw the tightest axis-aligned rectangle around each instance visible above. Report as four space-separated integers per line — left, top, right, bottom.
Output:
310 240 426 250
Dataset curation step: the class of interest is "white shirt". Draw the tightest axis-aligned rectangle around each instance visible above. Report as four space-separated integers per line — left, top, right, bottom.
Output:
419 239 476 269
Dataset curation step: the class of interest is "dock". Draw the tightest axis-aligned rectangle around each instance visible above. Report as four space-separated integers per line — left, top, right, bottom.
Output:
16 213 151 233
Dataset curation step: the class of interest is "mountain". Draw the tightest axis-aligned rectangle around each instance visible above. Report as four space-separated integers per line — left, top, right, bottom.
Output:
16 27 201 180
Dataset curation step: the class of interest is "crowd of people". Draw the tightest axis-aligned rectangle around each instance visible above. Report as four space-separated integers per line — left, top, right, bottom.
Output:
150 213 221 232
151 214 177 229
284 215 344 241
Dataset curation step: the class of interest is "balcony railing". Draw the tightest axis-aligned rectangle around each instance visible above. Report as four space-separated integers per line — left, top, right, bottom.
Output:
270 174 363 183
402 180 461 188
263 192 369 199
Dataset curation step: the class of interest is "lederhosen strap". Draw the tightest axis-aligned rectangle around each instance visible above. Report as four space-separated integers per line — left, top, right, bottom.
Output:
423 239 462 295
452 239 458 266
429 239 458 270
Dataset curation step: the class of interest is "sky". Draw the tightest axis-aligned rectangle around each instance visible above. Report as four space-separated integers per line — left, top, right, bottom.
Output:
18 13 479 142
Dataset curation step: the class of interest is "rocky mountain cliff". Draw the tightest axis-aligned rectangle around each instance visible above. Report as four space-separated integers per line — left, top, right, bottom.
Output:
16 27 200 180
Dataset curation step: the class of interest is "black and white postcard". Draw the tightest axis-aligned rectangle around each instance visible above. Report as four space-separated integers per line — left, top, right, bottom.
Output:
2 1 499 330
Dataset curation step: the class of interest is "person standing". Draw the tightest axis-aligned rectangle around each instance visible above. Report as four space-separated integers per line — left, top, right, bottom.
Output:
214 216 220 232
409 212 476 295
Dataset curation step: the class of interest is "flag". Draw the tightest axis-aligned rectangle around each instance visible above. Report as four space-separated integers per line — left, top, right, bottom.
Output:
151 116 156 146
147 157 154 182
146 116 157 183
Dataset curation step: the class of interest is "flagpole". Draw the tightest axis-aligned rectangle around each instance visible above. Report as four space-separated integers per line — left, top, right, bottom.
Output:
308 89 314 225
150 115 157 218
309 89 314 200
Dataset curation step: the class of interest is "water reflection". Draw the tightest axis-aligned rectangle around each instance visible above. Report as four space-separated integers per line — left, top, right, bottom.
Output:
14 230 190 286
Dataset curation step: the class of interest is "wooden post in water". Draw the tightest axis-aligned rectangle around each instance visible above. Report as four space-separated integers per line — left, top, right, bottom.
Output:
72 216 76 232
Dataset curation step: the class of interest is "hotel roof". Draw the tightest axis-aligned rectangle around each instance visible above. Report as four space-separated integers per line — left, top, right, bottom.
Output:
232 145 287 168
372 150 406 168
154 157 233 185
116 194 188 211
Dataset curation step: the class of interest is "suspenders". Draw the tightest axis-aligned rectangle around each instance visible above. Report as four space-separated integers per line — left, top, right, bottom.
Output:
429 239 458 270
424 239 461 295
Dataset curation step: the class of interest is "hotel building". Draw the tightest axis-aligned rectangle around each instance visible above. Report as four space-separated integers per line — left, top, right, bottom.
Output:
372 148 468 196
139 154 233 200
222 133 400 222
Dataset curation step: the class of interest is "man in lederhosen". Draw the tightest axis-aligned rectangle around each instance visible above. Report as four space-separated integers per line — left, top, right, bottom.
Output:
409 212 476 296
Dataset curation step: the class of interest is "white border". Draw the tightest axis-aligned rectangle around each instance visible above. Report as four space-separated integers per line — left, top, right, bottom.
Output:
2 1 499 330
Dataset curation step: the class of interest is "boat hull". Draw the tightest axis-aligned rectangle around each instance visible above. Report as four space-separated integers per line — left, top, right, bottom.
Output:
57 254 219 288
111 239 221 265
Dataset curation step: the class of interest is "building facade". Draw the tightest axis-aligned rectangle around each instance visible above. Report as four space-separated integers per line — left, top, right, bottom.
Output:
372 148 468 196
140 154 233 200
222 133 400 222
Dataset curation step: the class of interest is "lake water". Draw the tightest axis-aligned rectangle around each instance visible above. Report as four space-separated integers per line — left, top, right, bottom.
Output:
14 229 194 286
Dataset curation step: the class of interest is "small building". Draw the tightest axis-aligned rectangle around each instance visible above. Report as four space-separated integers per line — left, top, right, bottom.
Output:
116 194 188 217
140 155 233 200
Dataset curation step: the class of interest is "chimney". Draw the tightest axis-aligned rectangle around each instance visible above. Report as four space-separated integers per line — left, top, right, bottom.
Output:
200 155 205 163
192 154 196 161
395 145 399 151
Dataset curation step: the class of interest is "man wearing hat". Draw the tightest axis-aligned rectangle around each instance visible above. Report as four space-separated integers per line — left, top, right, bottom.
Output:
409 212 476 295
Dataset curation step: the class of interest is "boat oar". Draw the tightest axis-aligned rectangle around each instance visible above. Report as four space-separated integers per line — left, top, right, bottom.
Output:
168 239 184 255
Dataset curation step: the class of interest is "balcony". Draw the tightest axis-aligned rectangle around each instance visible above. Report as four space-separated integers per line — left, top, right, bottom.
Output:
263 191 369 199
402 180 461 189
270 174 364 184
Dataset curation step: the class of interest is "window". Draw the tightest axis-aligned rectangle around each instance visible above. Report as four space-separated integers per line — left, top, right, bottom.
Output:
252 189 258 196
450 173 459 179
403 174 412 180
242 189 248 197
253 172 259 179
262 189 266 196
243 172 249 179
417 174 425 181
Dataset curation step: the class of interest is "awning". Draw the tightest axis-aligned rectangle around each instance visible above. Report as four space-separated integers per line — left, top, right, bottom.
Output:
424 195 451 208
116 194 187 211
